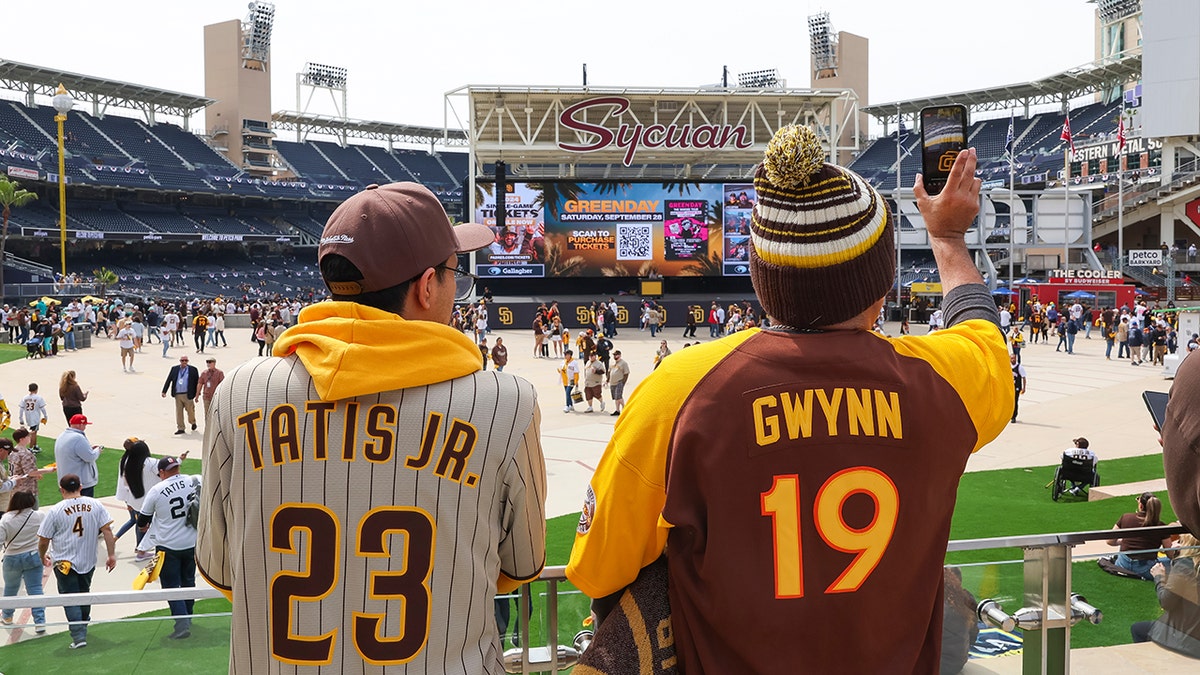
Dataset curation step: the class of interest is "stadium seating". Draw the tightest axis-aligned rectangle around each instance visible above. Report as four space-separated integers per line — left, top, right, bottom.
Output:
100 114 189 169
1 99 468 229
851 101 1125 191
0 102 54 153
4 201 64 230
123 204 208 235
394 148 457 186
357 145 413 182
69 202 154 233
311 140 389 186
71 250 326 299
281 213 327 238
274 140 350 185
148 122 240 174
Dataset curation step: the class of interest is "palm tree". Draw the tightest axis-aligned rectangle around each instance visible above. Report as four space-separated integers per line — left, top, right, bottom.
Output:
93 267 119 297
0 177 37 296
542 239 586 277
680 251 725 276
527 182 587 220
600 260 659 277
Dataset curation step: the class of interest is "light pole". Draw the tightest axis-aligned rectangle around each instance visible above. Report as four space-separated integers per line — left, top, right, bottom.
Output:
52 84 74 280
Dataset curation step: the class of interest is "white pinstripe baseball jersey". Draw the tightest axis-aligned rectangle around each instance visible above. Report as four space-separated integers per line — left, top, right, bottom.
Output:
141 474 200 550
36 496 113 573
197 354 546 674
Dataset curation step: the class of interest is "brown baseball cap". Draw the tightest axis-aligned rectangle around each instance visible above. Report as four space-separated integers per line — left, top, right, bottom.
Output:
318 182 493 294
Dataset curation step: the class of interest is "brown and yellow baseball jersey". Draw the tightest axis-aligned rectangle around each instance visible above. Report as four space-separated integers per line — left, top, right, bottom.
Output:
568 318 1010 674
198 306 546 674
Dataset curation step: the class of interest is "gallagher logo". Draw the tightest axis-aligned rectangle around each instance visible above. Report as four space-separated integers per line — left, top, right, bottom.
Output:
558 97 752 167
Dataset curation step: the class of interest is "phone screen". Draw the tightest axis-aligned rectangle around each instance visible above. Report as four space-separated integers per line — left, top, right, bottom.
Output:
920 105 968 195
1143 390 1169 430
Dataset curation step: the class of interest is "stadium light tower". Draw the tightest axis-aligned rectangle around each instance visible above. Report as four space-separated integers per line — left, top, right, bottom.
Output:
737 69 781 89
1097 0 1141 24
808 12 839 80
242 1 275 69
296 62 349 142
52 84 74 278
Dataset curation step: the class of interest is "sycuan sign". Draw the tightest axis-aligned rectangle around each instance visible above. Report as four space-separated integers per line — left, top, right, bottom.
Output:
558 96 753 166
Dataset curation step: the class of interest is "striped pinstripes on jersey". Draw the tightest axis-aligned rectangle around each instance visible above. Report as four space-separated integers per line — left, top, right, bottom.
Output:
35 497 112 573
197 355 545 674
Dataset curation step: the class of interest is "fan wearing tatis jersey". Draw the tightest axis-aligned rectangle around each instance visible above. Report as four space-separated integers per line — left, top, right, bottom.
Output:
196 182 546 674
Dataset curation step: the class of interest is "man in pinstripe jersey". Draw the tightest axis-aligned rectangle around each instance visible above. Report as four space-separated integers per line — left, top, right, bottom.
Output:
197 182 547 674
37 473 116 649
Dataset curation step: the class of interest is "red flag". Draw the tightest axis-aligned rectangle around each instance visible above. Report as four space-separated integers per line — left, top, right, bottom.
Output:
1117 116 1126 151
1060 115 1074 153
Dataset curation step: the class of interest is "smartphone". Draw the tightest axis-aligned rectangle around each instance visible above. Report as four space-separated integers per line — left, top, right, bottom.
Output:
1143 390 1169 430
920 105 969 195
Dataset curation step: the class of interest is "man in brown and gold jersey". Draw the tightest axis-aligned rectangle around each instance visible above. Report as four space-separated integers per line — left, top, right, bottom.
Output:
568 125 1012 674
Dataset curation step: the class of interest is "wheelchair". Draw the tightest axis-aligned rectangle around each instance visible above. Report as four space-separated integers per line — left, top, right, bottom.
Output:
1052 455 1099 501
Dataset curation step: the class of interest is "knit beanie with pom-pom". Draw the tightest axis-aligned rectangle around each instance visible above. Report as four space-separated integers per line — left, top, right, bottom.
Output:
750 124 896 329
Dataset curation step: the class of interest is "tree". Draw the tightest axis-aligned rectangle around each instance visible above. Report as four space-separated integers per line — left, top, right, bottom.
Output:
0 177 37 297
92 266 119 297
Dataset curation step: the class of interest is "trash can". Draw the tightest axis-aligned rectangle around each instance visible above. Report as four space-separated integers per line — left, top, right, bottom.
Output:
74 327 93 349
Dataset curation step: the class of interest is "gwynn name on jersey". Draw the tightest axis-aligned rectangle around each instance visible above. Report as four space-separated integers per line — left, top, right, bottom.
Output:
751 386 902 447
236 400 482 488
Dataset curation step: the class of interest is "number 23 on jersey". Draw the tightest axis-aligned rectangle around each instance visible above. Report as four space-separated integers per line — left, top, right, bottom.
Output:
269 504 436 666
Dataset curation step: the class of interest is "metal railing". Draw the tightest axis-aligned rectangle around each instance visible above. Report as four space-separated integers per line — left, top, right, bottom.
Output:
0 525 1189 674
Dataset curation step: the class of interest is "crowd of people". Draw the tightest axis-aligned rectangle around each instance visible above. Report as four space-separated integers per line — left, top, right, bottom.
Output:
4 147 1200 671
995 297 1189 365
0 293 312 366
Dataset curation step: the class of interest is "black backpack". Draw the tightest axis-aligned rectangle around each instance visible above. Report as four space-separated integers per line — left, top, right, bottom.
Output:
185 477 201 528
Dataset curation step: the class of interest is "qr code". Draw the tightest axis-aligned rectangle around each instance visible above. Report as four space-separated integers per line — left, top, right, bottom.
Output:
617 224 652 260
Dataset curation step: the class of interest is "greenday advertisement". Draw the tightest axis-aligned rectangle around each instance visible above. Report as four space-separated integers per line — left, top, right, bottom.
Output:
474 181 754 278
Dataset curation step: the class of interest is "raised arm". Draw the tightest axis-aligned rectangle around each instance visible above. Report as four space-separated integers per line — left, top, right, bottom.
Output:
914 148 984 296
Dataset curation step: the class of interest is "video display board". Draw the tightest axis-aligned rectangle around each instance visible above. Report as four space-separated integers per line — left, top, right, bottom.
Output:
474 181 756 278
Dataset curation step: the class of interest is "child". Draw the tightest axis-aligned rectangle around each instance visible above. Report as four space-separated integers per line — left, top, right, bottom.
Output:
18 383 48 452
1009 326 1026 364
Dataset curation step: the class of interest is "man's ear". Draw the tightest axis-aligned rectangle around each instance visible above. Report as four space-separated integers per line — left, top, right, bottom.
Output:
410 267 439 312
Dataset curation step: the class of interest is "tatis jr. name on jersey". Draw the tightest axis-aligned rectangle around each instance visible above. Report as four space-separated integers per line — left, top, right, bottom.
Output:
751 387 902 447
236 401 482 488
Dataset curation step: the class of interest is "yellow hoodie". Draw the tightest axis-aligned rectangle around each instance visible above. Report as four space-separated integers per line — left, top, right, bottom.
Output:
273 302 482 401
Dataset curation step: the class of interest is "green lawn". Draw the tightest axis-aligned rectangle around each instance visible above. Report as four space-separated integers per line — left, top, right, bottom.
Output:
0 343 31 366
0 599 233 672
1 453 1173 671
9 432 202 507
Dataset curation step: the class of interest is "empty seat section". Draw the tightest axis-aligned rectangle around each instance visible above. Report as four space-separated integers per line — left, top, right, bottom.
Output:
358 145 411 181
148 122 241 174
274 140 346 184
99 115 188 169
310 141 379 186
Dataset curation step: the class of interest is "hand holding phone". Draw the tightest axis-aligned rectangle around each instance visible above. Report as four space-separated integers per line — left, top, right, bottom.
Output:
1143 390 1169 430
920 105 969 196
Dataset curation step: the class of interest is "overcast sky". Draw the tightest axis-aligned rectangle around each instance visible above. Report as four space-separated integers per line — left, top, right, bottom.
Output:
3 0 1101 132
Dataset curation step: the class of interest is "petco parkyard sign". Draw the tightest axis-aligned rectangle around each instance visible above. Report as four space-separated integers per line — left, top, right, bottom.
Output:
1129 249 1163 266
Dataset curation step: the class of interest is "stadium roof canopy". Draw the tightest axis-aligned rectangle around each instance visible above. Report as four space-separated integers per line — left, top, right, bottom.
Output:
270 111 468 147
0 59 212 123
862 55 1142 124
